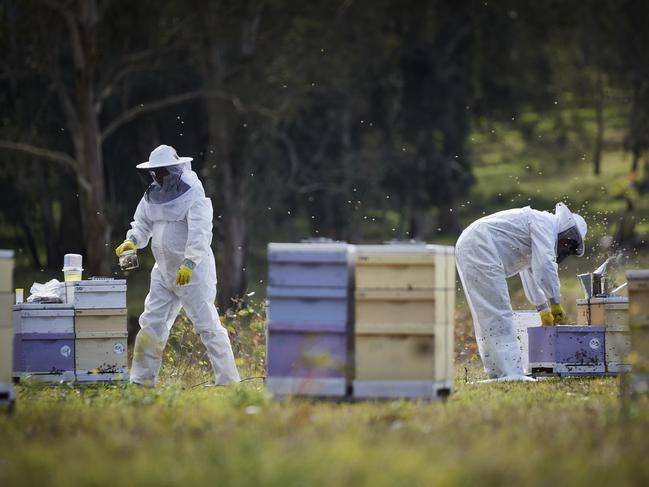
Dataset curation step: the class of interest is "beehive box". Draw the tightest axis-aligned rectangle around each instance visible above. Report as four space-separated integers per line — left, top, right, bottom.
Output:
268 242 351 288
0 250 14 293
266 322 348 397
576 297 628 328
354 244 455 290
355 289 451 328
513 311 541 375
0 326 13 384
72 279 127 309
13 333 75 381
13 304 74 334
267 286 349 325
0 292 12 328
528 326 606 375
627 270 649 327
75 309 127 334
75 332 128 382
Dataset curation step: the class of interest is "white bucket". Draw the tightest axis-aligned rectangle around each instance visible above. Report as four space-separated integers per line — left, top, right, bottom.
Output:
513 310 541 374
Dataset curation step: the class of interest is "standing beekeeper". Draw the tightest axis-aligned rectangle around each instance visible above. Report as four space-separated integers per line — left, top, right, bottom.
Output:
115 144 240 386
456 203 587 381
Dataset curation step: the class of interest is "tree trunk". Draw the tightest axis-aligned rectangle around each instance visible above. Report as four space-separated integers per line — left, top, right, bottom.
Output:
593 73 604 176
202 5 250 312
69 0 111 276
409 208 427 240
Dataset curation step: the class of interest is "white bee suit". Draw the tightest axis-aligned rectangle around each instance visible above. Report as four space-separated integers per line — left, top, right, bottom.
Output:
126 168 240 386
456 206 565 378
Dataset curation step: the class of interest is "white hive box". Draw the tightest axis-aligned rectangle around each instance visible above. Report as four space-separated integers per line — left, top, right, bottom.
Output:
72 279 126 309
13 304 75 334
512 310 541 375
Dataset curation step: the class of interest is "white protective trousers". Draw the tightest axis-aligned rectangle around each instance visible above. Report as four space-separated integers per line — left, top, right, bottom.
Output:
127 170 240 386
455 207 561 378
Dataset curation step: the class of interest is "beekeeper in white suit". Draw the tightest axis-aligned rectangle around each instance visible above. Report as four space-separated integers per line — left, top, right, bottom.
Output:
456 203 587 381
115 145 240 386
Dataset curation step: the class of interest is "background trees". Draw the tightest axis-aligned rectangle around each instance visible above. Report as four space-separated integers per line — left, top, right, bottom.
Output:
1 0 648 310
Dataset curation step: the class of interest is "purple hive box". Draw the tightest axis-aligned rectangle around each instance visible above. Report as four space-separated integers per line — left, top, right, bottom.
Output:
267 286 349 325
268 243 350 288
528 326 606 376
266 321 349 397
13 333 75 381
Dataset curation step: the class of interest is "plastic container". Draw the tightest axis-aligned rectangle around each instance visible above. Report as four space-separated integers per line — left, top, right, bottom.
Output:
62 253 83 282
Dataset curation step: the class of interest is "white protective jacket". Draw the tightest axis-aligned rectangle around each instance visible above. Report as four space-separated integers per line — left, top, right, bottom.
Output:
456 206 563 378
126 169 240 386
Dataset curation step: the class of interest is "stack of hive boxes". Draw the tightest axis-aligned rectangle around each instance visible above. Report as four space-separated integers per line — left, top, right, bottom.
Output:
13 278 128 383
627 270 649 391
0 250 15 408
13 303 76 382
352 244 455 399
266 243 352 398
73 279 128 383
576 296 630 373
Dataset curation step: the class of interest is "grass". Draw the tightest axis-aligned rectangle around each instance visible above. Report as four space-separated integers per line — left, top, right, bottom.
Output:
2 370 649 486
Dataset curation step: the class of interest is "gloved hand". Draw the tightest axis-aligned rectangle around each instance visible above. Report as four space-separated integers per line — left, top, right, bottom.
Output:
540 309 554 326
551 303 567 325
115 239 136 257
176 264 193 286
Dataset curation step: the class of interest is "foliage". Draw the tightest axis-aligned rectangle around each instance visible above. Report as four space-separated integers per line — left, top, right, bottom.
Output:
161 298 266 385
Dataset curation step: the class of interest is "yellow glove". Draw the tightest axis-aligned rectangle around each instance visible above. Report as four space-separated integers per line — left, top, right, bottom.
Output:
176 264 193 286
551 303 566 325
115 239 136 257
540 309 554 326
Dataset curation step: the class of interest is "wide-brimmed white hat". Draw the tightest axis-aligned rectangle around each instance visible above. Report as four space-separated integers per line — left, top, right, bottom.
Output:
136 145 193 169
555 202 587 257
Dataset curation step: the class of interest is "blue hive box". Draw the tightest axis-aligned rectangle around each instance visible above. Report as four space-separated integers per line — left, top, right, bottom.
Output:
268 242 351 288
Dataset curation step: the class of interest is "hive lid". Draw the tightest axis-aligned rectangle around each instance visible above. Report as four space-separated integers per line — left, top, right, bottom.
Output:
576 296 629 304
626 270 649 280
267 321 346 333
75 308 127 316
267 286 347 299
0 249 15 259
18 332 75 340
13 303 74 311
268 242 349 263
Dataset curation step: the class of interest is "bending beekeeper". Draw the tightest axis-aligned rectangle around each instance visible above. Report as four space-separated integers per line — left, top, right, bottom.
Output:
456 203 587 381
115 145 240 386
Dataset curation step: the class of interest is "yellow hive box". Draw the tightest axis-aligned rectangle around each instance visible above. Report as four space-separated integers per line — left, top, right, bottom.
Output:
576 297 628 330
628 270 649 327
0 326 13 384
355 289 452 328
75 332 128 377
354 323 453 382
354 244 455 290
630 325 649 375
0 250 14 293
75 309 127 335
0 292 13 328
606 329 631 373
355 332 435 381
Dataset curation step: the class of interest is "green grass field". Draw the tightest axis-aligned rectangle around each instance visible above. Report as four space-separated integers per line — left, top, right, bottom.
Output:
3 372 649 486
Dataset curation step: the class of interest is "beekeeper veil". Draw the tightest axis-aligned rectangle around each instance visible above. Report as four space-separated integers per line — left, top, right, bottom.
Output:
555 202 587 263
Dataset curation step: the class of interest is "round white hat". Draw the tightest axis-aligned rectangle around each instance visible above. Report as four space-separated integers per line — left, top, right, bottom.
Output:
136 145 193 169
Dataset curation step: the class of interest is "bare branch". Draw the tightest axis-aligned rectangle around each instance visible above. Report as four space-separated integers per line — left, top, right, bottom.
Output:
100 90 204 142
0 140 91 193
